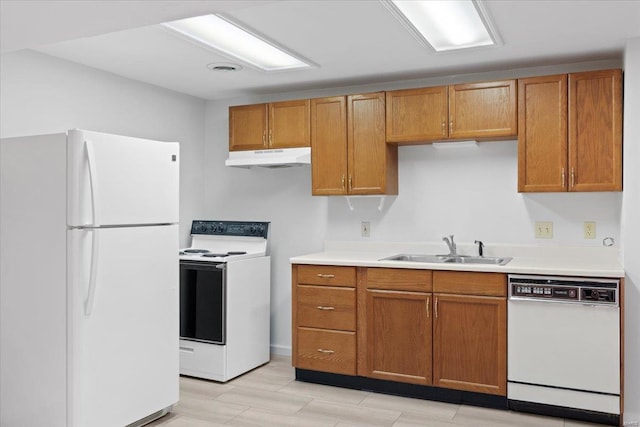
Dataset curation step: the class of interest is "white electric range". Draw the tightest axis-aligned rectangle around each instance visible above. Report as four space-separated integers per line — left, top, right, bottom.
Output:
178 220 271 382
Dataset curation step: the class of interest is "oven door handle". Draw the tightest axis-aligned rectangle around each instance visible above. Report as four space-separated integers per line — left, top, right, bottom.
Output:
216 264 226 270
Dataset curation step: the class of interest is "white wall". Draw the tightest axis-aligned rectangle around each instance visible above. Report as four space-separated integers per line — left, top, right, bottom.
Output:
622 38 640 425
0 50 207 244
205 60 624 355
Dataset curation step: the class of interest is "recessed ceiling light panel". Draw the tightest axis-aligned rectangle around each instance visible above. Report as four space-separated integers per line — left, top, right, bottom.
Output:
384 0 501 52
162 14 313 71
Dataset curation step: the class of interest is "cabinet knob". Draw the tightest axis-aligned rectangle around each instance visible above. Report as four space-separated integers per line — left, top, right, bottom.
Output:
341 175 345 191
571 168 575 188
561 168 566 188
316 306 335 311
348 176 352 192
316 274 335 279
268 130 273 147
316 349 335 354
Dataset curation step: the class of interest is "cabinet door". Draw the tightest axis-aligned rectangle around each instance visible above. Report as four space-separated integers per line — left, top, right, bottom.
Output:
449 80 517 140
229 104 268 151
569 69 622 191
386 87 448 143
348 92 398 195
363 290 432 385
269 99 310 148
517 75 568 192
433 294 506 396
311 96 348 195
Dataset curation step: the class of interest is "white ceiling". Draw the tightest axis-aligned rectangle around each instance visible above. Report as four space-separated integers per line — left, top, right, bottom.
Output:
2 1 640 100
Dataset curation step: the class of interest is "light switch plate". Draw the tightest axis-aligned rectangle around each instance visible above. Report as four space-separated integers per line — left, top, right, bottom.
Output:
535 221 553 239
584 221 596 239
361 221 370 238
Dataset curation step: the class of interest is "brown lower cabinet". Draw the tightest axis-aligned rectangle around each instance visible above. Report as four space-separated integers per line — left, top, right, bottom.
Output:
292 264 507 397
432 293 507 395
362 289 432 385
292 265 357 376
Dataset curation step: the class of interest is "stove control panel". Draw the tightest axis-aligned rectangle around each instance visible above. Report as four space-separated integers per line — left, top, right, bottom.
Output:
508 275 619 306
190 220 269 238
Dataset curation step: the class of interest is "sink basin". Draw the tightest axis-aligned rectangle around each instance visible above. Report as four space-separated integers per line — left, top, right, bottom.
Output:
382 254 451 263
443 256 512 265
380 254 512 266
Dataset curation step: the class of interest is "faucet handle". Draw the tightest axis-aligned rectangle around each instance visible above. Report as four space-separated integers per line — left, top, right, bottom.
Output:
474 240 484 257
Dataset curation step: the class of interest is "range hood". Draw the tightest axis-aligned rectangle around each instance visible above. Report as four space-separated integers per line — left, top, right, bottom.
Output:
225 147 311 168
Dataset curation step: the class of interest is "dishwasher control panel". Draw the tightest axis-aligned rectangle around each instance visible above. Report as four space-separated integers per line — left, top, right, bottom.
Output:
508 275 618 305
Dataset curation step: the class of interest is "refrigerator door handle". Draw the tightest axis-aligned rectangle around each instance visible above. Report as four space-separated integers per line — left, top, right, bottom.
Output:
85 139 100 226
85 229 100 316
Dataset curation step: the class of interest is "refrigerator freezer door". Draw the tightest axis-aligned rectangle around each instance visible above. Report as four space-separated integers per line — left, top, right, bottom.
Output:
68 225 179 427
67 129 179 227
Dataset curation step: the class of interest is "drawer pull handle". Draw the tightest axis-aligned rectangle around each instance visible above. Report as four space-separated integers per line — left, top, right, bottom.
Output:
316 274 335 279
316 305 335 310
317 349 335 354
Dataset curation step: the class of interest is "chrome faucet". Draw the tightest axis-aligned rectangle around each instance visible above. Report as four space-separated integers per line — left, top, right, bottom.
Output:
474 240 485 257
442 235 457 256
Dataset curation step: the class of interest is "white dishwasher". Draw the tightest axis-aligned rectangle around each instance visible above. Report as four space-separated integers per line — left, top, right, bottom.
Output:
507 274 620 426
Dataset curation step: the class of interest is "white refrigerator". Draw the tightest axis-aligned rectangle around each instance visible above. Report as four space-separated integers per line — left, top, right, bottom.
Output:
0 129 180 427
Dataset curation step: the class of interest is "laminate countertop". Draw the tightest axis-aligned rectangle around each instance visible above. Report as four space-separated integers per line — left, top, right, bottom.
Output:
290 241 625 278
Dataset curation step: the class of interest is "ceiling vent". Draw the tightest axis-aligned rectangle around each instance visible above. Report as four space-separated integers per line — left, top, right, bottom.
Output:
207 62 242 72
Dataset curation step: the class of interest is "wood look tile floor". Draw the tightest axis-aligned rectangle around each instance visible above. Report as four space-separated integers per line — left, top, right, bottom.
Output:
148 356 608 427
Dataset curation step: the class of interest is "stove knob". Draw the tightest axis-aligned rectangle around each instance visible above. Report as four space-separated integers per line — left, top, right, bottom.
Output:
591 289 600 300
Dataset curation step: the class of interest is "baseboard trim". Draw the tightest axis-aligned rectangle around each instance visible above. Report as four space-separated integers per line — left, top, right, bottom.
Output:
270 344 292 356
295 368 508 410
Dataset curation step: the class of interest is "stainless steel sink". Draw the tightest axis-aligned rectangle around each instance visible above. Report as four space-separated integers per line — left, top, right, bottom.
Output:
444 255 512 265
382 254 451 263
380 254 512 266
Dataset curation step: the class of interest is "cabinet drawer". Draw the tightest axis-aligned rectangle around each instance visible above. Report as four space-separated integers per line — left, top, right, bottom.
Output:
297 265 356 287
366 268 432 291
297 285 356 331
296 327 356 375
433 271 507 296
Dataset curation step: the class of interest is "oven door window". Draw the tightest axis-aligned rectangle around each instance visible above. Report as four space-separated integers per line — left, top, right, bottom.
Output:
180 261 225 344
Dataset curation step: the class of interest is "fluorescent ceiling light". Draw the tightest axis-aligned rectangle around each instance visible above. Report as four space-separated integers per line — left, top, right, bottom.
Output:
387 0 499 52
162 14 311 71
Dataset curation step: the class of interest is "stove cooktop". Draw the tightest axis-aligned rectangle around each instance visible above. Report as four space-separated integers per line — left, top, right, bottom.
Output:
179 220 269 263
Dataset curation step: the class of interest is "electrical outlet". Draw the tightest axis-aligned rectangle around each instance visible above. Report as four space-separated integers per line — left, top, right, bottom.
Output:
535 221 553 239
584 221 596 239
361 221 370 238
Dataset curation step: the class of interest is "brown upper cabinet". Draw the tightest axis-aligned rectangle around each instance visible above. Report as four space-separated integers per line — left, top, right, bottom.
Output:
386 79 517 144
386 86 448 143
311 92 398 195
518 69 622 192
229 99 310 151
